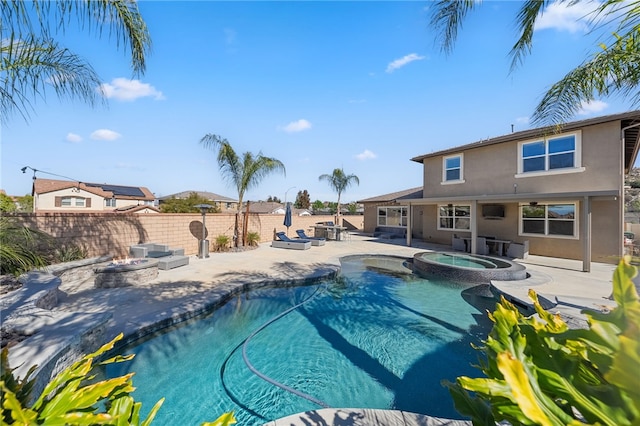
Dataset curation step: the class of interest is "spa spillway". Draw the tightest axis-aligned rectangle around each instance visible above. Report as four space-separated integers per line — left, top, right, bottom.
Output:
412 252 527 283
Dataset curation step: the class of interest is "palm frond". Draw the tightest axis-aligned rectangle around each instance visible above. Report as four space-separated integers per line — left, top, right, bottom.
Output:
429 0 477 55
1 35 103 124
532 30 640 126
509 0 550 72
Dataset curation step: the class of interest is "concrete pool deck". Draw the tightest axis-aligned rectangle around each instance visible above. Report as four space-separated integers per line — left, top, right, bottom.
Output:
4 233 619 426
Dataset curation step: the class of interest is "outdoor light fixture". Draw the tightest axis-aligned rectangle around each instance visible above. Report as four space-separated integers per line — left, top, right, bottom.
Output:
529 201 538 206
194 204 213 259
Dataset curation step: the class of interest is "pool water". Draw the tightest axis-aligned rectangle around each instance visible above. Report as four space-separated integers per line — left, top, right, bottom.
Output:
104 255 496 425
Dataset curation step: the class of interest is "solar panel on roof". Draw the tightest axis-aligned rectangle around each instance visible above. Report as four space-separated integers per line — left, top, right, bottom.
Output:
85 183 146 197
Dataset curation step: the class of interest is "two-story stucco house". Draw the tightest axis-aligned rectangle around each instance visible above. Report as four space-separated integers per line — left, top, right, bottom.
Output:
33 179 158 213
386 111 640 271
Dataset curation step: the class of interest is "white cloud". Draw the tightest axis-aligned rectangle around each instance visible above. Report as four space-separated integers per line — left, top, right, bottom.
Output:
90 129 122 141
279 119 312 133
355 149 377 161
224 28 237 45
535 1 597 33
386 53 425 73
577 99 608 115
99 78 165 101
66 132 83 143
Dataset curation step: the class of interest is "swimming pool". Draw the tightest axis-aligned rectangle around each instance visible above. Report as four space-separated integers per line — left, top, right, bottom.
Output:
104 255 497 425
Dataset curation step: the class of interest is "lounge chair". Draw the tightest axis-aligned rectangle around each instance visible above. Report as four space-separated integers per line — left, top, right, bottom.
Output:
295 229 326 246
272 232 311 250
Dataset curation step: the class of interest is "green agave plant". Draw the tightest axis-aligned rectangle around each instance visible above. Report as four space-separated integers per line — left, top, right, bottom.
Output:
1 333 236 426
445 257 640 426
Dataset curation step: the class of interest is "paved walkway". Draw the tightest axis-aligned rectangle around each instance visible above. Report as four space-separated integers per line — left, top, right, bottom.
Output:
3 234 620 426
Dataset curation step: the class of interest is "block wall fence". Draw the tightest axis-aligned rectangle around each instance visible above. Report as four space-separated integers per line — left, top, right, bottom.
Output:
10 213 364 258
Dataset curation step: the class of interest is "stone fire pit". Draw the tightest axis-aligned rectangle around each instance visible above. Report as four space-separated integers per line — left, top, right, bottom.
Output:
94 258 159 288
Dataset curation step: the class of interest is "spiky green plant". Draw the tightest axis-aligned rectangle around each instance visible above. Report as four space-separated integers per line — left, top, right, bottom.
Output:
0 217 48 276
445 257 640 425
246 231 260 247
0 333 237 425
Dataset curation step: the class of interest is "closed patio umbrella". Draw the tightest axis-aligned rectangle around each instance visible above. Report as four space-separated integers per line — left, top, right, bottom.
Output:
284 202 292 236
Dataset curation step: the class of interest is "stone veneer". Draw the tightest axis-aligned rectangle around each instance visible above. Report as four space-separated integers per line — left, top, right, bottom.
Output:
94 259 159 288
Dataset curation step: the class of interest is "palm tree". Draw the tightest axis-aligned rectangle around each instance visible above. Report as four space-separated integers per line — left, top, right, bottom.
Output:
1 0 151 124
200 134 286 246
319 168 359 225
429 0 640 126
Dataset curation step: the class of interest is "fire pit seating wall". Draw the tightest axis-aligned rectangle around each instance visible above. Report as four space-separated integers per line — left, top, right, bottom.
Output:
130 243 183 259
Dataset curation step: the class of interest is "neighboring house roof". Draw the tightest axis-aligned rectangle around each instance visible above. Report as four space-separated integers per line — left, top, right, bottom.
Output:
411 110 640 173
157 191 237 202
358 187 423 203
246 201 310 216
114 205 160 213
247 201 286 214
33 179 155 201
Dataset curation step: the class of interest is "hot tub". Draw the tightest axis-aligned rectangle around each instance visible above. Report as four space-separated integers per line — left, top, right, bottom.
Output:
412 251 527 283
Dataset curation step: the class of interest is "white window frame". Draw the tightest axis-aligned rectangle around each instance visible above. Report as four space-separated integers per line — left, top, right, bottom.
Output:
61 196 85 208
441 153 465 184
105 198 116 207
437 204 471 231
377 206 407 227
516 131 584 178
519 202 578 239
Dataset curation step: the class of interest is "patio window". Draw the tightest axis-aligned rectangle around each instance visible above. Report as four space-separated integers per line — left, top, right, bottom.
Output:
442 154 464 183
520 203 576 237
438 204 471 231
518 132 581 175
377 206 407 227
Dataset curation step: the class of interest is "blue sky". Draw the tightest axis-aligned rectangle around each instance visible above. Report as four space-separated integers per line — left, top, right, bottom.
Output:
1 1 635 203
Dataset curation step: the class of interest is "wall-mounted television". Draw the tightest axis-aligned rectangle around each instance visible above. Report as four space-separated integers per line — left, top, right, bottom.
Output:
482 204 505 219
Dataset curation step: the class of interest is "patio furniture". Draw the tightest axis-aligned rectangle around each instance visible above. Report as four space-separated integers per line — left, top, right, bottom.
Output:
373 226 406 239
129 243 189 269
157 255 190 270
452 235 466 251
295 229 326 246
272 232 312 250
507 241 529 259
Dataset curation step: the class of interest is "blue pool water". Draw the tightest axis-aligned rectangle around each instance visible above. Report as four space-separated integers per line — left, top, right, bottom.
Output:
104 255 496 425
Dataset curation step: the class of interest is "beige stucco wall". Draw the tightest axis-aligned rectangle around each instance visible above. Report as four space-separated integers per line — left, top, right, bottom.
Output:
35 188 106 211
10 213 356 258
414 199 621 263
421 121 623 198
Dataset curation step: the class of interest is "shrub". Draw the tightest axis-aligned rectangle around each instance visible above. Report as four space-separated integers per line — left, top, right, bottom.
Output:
52 243 88 263
445 257 640 425
246 231 260 246
0 217 48 276
214 235 230 252
0 333 236 425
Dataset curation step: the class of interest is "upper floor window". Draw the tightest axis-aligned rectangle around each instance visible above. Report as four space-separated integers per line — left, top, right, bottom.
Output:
519 132 581 175
438 204 470 231
60 196 86 207
520 203 576 238
442 154 464 184
105 198 116 207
